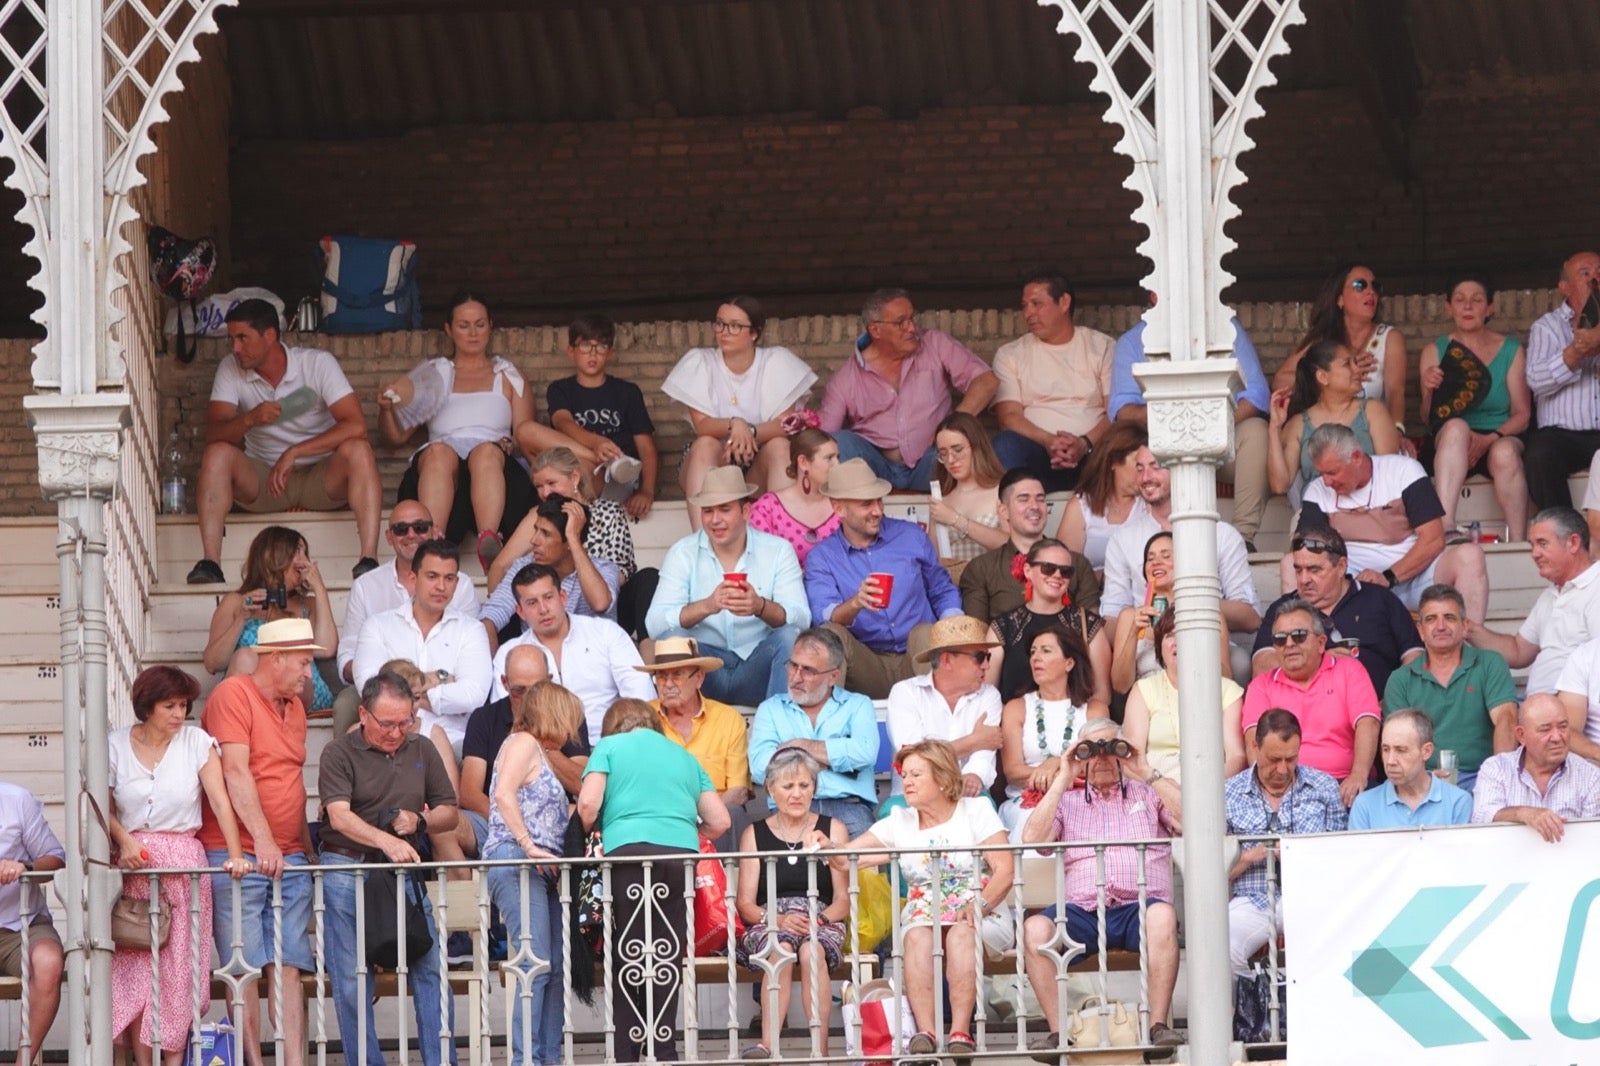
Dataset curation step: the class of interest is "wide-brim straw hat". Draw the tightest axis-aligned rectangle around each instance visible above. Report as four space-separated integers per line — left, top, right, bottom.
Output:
687 465 760 509
250 617 327 655
634 635 725 673
821 458 892 500
915 615 1002 663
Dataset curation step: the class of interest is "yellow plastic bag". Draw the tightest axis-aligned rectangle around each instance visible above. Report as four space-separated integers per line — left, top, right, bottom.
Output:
848 870 893 954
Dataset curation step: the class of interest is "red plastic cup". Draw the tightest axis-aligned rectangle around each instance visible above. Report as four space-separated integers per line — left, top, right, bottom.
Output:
870 572 895 609
724 572 747 586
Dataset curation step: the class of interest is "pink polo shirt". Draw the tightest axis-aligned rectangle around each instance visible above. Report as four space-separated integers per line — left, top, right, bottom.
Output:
1240 654 1379 780
819 330 993 460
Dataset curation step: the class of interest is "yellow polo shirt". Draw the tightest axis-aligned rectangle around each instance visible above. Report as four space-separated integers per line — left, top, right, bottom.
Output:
653 696 751 791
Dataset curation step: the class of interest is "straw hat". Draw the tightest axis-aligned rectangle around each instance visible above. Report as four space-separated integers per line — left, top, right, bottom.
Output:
821 458 892 500
687 465 760 509
633 636 725 673
249 617 326 655
914 615 1002 664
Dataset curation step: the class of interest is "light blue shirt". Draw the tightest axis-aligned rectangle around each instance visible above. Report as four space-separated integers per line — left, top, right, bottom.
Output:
1108 318 1271 419
1348 775 1473 831
749 687 881 806
646 526 809 657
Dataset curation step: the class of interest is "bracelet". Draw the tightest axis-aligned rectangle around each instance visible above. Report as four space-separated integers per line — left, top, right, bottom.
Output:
959 515 971 537
1382 568 1399 588
1080 434 1094 454
756 595 767 615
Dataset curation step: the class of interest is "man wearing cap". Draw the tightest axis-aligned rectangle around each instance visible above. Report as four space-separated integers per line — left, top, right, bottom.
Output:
885 616 1004 799
318 671 459 1066
641 637 752 810
646 465 810 706
352 539 491 755
489 563 654 744
805 457 965 699
200 616 321 1066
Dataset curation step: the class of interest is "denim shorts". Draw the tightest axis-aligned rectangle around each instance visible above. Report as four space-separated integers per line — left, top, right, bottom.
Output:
207 849 316 973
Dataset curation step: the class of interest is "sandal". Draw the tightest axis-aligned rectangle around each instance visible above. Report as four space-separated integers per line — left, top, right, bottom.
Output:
906 1031 937 1055
476 529 505 573
740 1043 771 1060
947 1031 976 1054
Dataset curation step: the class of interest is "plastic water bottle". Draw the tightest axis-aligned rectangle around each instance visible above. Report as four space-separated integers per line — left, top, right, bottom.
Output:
1467 520 1481 544
161 429 187 515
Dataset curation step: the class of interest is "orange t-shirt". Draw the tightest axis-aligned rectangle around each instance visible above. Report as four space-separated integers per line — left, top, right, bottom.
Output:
197 675 308 855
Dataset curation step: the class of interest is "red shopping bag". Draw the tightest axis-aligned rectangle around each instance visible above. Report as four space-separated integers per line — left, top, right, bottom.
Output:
844 978 915 1065
692 837 744 954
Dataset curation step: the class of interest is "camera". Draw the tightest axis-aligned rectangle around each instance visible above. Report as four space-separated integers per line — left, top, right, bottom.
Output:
1071 738 1132 761
263 585 288 610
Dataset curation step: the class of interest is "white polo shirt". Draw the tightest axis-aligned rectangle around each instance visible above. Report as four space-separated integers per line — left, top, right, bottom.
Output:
1521 563 1600 695
210 345 353 466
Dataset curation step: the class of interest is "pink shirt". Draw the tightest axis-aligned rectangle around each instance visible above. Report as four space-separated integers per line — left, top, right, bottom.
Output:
1241 654 1380 780
1050 779 1175 908
819 330 993 460
747 491 840 568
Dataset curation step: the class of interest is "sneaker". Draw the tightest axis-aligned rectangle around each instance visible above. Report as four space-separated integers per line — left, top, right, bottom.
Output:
186 558 225 585
351 556 379 580
1149 1021 1184 1047
604 455 643 486
476 529 505 573
445 931 473 966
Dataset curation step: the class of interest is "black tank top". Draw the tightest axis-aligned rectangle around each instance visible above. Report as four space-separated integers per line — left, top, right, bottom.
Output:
750 815 835 907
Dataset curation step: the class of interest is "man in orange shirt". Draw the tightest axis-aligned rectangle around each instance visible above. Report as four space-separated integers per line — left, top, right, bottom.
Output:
200 618 321 1066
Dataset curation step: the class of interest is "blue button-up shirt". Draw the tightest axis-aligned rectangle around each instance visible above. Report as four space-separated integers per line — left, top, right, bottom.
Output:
749 686 881 806
1223 764 1346 910
803 517 963 653
1108 319 1271 419
645 526 809 657
1348 776 1473 831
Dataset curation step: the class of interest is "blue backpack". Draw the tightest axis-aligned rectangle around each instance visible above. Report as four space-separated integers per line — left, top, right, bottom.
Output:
317 235 421 334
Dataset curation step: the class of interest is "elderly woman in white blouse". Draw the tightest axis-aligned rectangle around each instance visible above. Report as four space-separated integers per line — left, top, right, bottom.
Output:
662 295 817 530
108 666 249 1066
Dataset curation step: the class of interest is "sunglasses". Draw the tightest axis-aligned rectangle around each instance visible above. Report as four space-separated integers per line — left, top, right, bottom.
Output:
1348 277 1382 294
1290 535 1341 555
1271 628 1312 647
389 520 434 536
1072 738 1132 762
1029 561 1072 578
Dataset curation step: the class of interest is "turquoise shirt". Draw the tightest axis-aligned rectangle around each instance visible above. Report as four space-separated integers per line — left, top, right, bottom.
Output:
1348 776 1473 830
585 729 713 852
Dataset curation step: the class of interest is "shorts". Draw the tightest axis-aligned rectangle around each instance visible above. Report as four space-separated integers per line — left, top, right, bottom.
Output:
239 457 341 513
463 809 490 854
0 915 60 976
1391 558 1440 611
1038 900 1166 959
206 849 316 973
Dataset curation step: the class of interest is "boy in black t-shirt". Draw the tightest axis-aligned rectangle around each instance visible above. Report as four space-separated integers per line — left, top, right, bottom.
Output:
546 312 659 517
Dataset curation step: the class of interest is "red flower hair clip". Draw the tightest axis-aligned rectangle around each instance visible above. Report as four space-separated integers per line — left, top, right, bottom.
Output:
781 408 822 435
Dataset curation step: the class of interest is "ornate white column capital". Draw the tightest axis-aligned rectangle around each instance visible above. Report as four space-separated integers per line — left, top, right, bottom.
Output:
1133 358 1243 465
24 394 131 501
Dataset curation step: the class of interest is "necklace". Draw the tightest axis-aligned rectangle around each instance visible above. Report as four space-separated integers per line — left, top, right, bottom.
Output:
769 817 811 865
1033 692 1075 756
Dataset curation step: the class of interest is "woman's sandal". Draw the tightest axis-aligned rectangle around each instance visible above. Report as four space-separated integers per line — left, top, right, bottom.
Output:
906 1031 938 1055
740 1042 772 1060
947 1030 977 1054
476 528 505 573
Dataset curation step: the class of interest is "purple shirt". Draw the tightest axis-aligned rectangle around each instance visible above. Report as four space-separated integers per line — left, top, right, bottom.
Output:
1050 779 1175 909
804 516 964 653
819 330 993 460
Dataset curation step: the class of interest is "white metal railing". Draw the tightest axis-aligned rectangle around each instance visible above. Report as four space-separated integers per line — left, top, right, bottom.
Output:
13 837 1222 1064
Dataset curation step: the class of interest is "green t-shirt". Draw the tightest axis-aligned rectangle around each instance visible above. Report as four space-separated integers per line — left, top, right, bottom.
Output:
1383 646 1515 773
584 729 713 852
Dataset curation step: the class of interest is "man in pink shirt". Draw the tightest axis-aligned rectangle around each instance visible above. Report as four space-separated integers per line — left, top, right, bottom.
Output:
1242 598 1380 807
819 288 998 490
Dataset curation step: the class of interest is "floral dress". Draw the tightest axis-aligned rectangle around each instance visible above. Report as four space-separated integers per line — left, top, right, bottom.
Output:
869 799 1005 927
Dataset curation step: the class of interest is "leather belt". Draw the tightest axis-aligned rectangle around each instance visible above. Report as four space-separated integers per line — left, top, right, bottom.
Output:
319 842 374 862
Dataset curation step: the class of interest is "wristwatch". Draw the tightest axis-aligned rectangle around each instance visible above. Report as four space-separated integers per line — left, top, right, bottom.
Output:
1148 767 1164 784
1381 568 1398 588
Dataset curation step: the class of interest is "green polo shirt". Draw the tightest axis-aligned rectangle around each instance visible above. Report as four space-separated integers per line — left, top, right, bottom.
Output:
585 729 714 852
1383 646 1515 773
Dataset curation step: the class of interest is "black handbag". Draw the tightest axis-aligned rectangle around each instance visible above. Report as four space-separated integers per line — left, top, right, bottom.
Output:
364 866 433 970
1232 963 1288 1043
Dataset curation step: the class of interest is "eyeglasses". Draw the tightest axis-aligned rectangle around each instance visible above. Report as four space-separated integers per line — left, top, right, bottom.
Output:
1290 535 1341 555
935 445 969 461
389 520 434 536
506 685 530 702
1349 277 1382 294
712 320 753 334
367 714 415 733
1271 628 1313 647
1029 561 1072 578
785 661 837 681
873 315 917 331
573 340 612 354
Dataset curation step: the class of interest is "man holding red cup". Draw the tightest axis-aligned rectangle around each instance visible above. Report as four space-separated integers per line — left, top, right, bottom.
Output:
804 458 965 699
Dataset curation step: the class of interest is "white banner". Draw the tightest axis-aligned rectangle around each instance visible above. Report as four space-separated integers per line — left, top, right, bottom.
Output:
1284 820 1600 1065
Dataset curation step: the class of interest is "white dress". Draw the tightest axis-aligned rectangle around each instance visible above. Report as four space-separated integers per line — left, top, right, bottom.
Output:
662 346 817 424
998 693 1091 840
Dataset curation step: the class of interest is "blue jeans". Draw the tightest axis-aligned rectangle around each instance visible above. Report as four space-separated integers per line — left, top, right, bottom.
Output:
661 625 799 706
831 430 939 491
485 843 565 1066
205 849 316 974
811 796 877 839
319 852 454 1066
991 431 1083 493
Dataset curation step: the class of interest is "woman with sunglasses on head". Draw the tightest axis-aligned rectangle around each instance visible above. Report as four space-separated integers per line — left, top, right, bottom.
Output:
748 418 842 567
996 624 1107 840
926 413 1010 570
1266 337 1401 502
1122 609 1246 801
1419 274 1530 542
663 295 818 530
987 538 1110 706
1272 262 1411 451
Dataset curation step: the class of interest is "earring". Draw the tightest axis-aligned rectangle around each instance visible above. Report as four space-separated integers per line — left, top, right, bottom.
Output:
800 471 812 494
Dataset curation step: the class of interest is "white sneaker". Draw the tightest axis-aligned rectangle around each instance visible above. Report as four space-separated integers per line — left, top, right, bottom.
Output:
604 455 643 486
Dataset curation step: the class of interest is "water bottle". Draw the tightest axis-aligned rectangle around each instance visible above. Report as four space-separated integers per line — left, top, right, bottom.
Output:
1467 520 1481 544
161 429 187 515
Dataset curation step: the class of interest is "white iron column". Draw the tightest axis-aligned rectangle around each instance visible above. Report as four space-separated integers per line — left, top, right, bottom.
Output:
1138 3 1240 1064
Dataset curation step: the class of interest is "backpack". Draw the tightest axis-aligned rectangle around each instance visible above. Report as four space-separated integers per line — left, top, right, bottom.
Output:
317 235 421 334
147 225 218 363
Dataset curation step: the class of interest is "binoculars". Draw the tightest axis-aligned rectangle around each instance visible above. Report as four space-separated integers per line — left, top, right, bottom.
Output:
1072 738 1132 761
263 584 289 610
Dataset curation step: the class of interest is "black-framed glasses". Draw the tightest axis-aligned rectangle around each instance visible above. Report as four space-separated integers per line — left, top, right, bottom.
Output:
966 651 992 665
1349 277 1381 294
1030 561 1072 578
712 320 753 334
573 340 612 354
785 661 836 682
1271 628 1312 647
389 520 434 536
1290 535 1341 555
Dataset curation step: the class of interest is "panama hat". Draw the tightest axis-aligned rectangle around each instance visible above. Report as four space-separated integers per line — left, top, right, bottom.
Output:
687 465 760 509
914 615 1002 664
821 458 892 501
249 617 326 655
634 636 725 674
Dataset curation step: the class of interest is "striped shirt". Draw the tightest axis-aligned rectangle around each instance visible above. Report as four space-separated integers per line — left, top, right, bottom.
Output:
1526 303 1600 431
1471 749 1600 823
1049 779 1175 908
1223 765 1345 911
